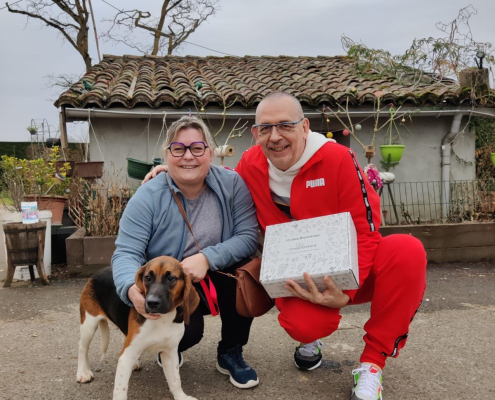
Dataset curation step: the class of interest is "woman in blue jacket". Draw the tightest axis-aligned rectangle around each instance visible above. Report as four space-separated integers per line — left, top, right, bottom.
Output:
112 116 259 389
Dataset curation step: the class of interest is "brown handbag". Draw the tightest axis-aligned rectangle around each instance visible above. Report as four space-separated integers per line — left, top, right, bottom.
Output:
232 256 274 318
167 173 274 318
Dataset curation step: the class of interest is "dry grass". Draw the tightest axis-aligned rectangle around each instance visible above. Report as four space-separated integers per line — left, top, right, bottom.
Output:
68 175 133 237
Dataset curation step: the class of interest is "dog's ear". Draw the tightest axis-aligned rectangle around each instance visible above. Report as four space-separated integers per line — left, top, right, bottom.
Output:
182 272 200 325
135 263 149 294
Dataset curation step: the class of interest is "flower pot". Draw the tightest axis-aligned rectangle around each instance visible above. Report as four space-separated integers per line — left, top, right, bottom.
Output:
491 153 495 167
380 145 405 163
127 158 154 180
46 138 61 148
73 161 104 179
23 195 67 225
55 160 75 177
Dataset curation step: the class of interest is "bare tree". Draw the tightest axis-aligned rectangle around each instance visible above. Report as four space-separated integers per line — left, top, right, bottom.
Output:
103 0 219 56
342 5 494 87
6 0 92 72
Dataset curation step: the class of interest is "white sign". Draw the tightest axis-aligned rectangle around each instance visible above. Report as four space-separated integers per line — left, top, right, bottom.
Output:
21 202 39 224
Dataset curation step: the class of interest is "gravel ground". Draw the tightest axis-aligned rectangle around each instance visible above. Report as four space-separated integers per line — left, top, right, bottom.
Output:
0 263 494 400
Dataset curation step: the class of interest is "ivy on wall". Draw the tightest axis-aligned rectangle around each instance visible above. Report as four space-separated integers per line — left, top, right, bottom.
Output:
471 117 495 183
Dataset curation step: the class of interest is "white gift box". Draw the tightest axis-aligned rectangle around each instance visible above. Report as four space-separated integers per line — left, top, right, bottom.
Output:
260 212 359 298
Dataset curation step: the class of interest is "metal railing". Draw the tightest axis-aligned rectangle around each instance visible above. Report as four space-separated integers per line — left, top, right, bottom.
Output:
70 179 495 233
380 179 495 225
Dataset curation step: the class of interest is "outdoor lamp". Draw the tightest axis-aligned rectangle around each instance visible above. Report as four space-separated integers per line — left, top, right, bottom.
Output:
475 50 486 69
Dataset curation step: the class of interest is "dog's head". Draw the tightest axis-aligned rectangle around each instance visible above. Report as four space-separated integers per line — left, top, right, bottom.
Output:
135 256 200 324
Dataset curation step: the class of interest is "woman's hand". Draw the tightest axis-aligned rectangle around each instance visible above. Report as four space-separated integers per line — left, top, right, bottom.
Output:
285 273 350 309
142 164 168 184
181 253 210 282
127 284 161 319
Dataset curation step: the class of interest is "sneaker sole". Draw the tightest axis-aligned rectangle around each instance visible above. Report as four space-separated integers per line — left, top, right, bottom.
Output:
216 362 260 389
294 359 322 371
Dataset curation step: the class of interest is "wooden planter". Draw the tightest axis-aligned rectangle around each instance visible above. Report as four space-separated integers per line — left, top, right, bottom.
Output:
55 160 75 177
2 221 49 287
23 195 67 225
73 161 104 179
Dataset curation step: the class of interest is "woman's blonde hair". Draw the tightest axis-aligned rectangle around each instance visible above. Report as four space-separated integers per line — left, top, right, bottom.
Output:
161 116 215 160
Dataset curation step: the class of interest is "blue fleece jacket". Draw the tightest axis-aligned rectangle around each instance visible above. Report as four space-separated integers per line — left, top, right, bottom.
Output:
111 165 259 306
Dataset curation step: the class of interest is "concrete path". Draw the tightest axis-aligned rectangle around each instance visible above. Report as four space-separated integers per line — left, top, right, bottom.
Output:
0 263 494 400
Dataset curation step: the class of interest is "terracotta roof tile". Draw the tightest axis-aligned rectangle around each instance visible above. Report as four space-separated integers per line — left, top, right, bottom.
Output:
54 54 490 110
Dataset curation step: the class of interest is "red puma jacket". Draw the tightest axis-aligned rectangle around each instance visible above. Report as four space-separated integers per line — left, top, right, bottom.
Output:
235 142 382 301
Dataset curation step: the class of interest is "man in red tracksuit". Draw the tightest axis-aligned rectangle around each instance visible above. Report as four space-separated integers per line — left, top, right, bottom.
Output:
235 92 427 400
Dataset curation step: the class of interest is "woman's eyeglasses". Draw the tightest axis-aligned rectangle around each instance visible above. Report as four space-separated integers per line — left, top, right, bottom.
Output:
167 141 208 157
253 118 304 138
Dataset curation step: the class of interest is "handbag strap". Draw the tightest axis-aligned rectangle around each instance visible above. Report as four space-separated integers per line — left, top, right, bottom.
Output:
166 173 219 316
216 239 264 281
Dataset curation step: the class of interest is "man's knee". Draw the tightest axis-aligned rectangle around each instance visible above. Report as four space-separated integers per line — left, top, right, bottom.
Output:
277 299 341 343
377 234 427 281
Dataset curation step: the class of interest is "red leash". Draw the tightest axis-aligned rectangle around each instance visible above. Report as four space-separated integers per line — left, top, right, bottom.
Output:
199 275 220 316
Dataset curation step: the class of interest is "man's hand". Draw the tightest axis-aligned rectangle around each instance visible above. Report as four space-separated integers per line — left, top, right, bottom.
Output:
181 253 210 282
127 284 161 319
142 165 168 184
285 273 350 309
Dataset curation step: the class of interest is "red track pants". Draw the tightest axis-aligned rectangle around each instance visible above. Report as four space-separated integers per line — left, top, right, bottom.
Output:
275 234 427 369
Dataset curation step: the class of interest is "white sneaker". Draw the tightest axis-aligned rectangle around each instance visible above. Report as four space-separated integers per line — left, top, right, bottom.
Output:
294 339 323 370
350 363 383 400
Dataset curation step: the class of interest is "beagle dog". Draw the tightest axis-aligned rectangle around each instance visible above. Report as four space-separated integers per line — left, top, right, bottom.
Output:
76 256 200 400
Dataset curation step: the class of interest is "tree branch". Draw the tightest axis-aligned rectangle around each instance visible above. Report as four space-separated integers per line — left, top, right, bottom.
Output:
6 4 78 50
7 0 92 71
102 0 219 56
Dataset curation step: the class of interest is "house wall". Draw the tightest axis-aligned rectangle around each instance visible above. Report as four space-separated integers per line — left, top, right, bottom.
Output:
344 115 476 183
89 114 475 188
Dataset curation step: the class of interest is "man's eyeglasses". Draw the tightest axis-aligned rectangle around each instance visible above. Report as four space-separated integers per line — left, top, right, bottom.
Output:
167 141 208 157
253 118 304 138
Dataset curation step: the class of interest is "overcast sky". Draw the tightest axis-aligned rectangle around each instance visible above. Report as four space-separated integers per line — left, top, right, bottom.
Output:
0 0 493 143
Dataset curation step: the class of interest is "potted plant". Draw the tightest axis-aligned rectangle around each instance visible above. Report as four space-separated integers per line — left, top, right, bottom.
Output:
380 105 406 164
1 146 71 225
27 126 38 135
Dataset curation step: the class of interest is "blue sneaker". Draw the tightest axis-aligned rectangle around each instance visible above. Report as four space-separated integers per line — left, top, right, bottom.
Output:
216 345 259 389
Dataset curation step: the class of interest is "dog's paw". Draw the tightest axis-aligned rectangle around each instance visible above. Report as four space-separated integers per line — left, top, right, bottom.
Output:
132 361 141 371
76 369 94 383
